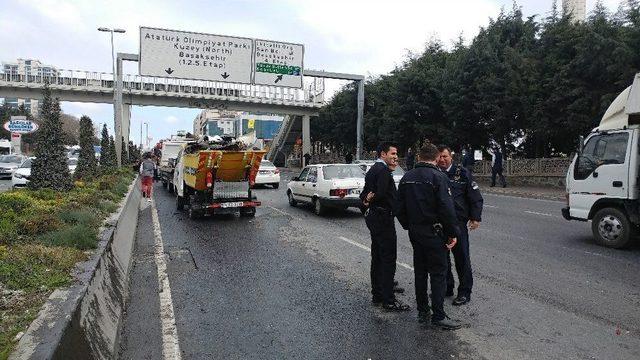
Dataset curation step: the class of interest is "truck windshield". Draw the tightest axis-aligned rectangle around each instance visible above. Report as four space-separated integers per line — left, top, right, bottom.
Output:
575 132 629 180
323 165 365 180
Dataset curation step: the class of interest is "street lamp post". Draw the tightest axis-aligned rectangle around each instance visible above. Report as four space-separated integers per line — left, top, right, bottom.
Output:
98 27 126 165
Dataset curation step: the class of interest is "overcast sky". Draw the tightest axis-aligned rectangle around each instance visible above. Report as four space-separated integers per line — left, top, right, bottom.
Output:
1 0 622 146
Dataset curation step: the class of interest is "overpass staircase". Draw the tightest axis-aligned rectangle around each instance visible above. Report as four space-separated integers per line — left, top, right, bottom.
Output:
267 115 302 167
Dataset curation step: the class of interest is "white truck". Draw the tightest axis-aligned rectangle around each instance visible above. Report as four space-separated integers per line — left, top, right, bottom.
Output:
158 140 188 191
563 73 640 248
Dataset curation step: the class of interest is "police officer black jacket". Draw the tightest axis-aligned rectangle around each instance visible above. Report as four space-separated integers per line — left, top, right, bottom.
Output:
360 161 396 210
445 164 483 222
395 162 460 239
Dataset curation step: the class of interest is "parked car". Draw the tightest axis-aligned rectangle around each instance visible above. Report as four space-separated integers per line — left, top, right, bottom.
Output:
11 157 77 188
354 160 405 187
254 160 280 188
0 154 27 179
287 164 365 215
11 158 33 188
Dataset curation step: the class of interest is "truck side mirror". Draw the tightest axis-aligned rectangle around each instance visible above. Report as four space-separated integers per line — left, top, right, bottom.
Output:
577 135 584 156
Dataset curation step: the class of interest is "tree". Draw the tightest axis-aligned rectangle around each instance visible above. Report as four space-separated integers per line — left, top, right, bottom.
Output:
108 136 117 167
99 124 115 169
29 84 72 191
75 115 97 179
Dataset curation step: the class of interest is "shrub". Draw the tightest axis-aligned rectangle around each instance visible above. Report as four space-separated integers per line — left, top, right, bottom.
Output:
0 244 85 291
58 209 99 228
17 212 63 238
0 192 35 214
38 224 98 250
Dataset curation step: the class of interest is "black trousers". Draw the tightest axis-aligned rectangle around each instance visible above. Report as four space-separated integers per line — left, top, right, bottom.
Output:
408 224 448 322
446 223 473 297
365 209 397 304
491 167 506 187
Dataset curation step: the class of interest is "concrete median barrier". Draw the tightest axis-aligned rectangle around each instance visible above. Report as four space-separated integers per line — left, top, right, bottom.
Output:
10 178 142 360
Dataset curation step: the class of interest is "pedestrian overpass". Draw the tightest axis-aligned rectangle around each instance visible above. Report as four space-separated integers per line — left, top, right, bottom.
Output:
0 54 364 164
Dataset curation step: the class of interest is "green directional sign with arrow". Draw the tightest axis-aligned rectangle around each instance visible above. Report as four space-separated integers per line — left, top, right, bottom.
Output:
256 63 301 76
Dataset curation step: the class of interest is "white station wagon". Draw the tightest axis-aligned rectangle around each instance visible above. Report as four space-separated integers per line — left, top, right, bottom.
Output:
287 164 366 215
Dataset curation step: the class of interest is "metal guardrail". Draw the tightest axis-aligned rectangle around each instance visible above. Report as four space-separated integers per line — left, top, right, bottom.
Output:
0 70 325 105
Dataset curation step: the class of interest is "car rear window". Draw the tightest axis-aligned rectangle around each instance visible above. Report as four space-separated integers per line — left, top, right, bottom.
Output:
322 165 365 180
1 155 22 163
261 160 275 168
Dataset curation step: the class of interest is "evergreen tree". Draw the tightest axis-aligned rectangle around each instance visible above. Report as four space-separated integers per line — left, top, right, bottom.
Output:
108 135 117 168
99 124 112 168
316 3 640 158
29 84 72 191
75 115 97 179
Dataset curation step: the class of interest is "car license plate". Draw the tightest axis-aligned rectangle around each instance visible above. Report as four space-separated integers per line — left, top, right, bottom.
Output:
221 201 244 208
350 189 361 195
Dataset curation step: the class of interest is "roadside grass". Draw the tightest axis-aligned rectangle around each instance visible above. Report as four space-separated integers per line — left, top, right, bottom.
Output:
0 168 135 359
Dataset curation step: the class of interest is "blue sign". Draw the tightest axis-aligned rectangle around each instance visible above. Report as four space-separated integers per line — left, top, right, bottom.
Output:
3 117 39 134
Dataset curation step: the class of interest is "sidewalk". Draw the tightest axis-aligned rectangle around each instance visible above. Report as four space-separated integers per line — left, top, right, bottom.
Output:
278 167 566 202
477 181 565 201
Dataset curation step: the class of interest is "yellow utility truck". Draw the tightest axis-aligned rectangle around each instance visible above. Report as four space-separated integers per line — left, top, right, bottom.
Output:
173 141 265 219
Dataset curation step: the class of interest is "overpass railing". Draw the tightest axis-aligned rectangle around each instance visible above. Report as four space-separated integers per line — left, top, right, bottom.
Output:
0 70 324 105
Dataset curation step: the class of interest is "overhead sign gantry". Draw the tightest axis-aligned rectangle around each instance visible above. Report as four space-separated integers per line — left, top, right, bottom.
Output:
139 27 304 88
106 26 363 166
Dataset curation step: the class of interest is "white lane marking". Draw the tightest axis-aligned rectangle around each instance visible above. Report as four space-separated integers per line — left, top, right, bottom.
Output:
561 246 607 258
268 205 293 217
151 199 183 360
524 210 556 217
337 236 414 271
484 205 497 208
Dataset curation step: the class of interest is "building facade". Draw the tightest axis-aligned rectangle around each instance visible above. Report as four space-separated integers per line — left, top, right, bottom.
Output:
1 59 59 115
562 0 586 22
192 109 238 137
192 110 284 141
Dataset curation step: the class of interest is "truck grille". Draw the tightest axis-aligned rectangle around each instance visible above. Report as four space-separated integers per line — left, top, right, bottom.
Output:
213 181 249 199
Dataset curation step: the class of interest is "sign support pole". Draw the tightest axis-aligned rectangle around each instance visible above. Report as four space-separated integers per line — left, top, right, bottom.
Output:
114 54 123 166
115 53 139 166
356 79 364 161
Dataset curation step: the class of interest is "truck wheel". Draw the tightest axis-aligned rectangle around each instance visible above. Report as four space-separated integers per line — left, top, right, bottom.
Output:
188 207 201 220
313 198 324 216
592 207 635 249
176 194 185 210
288 192 297 207
241 208 256 218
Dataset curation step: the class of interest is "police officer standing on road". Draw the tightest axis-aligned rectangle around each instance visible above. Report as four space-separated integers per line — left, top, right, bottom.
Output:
361 142 410 312
437 145 483 306
395 143 462 330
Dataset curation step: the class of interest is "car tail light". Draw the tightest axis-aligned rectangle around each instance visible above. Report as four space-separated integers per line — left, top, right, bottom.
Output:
330 189 348 198
565 193 569 206
274 169 280 174
206 171 213 188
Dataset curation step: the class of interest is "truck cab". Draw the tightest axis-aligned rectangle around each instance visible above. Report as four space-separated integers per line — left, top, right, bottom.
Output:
563 74 640 248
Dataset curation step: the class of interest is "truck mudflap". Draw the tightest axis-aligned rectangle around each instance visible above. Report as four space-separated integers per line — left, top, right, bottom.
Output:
208 200 262 209
561 207 587 222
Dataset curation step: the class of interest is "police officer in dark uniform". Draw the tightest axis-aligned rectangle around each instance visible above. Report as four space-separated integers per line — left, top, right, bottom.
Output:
361 141 410 312
395 143 462 330
437 145 483 306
